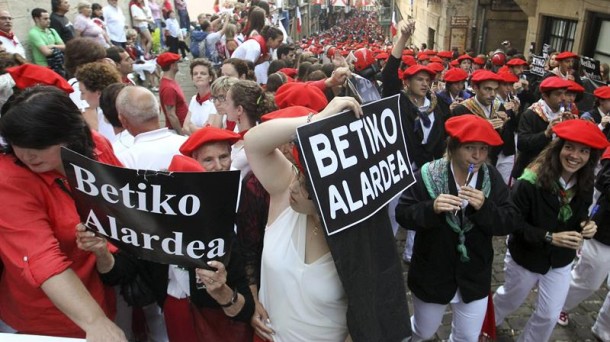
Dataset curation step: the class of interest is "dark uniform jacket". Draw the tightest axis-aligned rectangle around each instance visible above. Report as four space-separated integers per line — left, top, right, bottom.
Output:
382 55 446 169
593 158 610 246
512 108 553 178
395 163 517 304
508 179 592 274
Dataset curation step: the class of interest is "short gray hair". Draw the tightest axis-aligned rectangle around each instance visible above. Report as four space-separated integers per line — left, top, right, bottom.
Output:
116 86 159 125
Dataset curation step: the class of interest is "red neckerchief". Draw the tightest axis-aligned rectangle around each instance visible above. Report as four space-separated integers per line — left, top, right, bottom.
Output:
195 92 210 105
248 35 268 59
238 128 250 139
0 30 17 46
226 120 237 132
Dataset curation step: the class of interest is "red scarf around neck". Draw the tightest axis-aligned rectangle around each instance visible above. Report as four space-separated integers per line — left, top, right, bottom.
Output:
195 92 210 105
248 34 268 59
0 30 17 45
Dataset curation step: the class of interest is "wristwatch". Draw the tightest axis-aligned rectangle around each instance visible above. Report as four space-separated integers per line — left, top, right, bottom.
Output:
545 232 553 244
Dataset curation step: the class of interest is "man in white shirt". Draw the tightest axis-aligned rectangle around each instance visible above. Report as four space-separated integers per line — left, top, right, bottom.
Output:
0 10 25 58
115 85 186 342
103 0 127 47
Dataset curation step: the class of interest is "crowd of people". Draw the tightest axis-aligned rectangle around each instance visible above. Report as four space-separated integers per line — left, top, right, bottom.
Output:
0 0 610 341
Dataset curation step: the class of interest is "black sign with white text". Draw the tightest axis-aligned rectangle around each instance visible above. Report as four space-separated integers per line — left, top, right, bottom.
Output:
62 148 241 268
530 54 546 77
580 56 602 82
296 95 415 235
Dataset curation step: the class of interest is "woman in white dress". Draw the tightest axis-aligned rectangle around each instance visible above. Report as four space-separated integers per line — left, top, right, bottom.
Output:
182 59 216 135
244 96 362 342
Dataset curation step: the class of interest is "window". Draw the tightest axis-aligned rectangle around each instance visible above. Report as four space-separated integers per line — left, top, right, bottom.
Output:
542 16 577 52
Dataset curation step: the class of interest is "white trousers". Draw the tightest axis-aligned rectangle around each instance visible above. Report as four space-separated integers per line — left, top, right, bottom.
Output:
411 291 488 342
495 152 514 185
494 252 572 342
563 238 610 311
593 279 610 341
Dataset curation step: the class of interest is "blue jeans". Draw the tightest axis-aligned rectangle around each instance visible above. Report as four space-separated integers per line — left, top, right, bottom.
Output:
155 18 165 47
178 9 190 31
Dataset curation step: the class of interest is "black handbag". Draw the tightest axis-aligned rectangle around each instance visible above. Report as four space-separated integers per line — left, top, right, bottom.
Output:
46 47 66 79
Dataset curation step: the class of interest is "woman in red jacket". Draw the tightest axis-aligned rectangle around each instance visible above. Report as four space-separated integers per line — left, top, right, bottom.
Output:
0 86 125 340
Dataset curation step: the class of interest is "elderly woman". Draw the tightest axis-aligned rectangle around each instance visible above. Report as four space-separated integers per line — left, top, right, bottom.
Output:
494 119 608 341
73 1 110 47
182 59 216 135
78 126 255 341
244 97 362 341
395 115 518 341
0 86 125 340
208 76 239 130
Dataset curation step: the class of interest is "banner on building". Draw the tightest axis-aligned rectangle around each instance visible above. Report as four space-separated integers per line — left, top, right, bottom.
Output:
62 148 241 268
296 94 416 235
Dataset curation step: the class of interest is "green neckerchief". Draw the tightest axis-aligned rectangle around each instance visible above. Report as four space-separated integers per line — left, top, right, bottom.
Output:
421 158 491 262
518 168 575 222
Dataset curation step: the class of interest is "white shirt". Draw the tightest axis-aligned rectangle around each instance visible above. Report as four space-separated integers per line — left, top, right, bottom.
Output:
103 4 126 43
231 39 261 63
68 78 89 111
0 34 25 58
165 18 181 38
97 108 117 142
111 130 135 156
187 97 215 128
259 207 348 342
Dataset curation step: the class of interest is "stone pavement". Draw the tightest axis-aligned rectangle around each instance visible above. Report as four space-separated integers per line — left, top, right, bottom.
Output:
167 59 607 342
395 229 608 342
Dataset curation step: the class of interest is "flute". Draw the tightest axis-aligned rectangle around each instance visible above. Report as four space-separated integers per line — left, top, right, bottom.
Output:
583 204 600 240
454 163 475 216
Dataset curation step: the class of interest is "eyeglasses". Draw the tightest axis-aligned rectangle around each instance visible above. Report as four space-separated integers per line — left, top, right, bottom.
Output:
0 17 13 21
211 95 226 103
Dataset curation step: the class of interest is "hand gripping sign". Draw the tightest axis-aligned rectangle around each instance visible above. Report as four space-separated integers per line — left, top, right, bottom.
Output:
296 94 416 235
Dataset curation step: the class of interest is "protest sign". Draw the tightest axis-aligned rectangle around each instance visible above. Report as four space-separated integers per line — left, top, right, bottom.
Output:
542 43 551 60
62 148 241 268
580 56 602 82
347 73 382 104
296 94 415 235
530 54 546 76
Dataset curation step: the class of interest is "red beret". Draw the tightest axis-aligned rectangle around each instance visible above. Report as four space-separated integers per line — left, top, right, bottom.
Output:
401 55 417 67
552 119 609 149
340 50 349 56
473 57 485 65
278 68 297 78
437 51 453 59
566 81 585 93
457 54 473 62
375 52 389 60
497 71 519 83
450 60 459 67
470 70 502 84
555 51 579 61
401 65 436 80
261 106 314 122
402 49 414 56
539 76 571 92
445 114 503 146
157 52 181 68
427 62 445 73
506 58 528 66
429 56 443 63
326 47 336 58
443 68 468 82
179 126 241 157
168 155 206 172
275 82 328 112
416 53 429 61
424 49 437 56
594 86 610 99
7 64 73 93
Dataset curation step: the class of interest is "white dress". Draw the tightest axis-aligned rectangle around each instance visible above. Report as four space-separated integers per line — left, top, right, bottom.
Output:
258 207 348 342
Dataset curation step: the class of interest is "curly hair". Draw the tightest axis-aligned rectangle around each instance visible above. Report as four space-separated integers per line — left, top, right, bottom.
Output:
529 138 601 197
189 58 216 83
75 62 122 92
64 37 107 78
229 80 276 125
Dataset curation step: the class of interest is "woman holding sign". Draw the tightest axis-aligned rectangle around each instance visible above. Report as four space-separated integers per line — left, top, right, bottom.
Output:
0 86 126 340
493 119 606 341
395 115 518 341
244 97 362 341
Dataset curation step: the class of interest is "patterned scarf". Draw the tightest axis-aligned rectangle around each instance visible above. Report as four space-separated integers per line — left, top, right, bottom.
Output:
529 99 561 123
460 98 502 120
518 168 575 222
421 158 491 262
